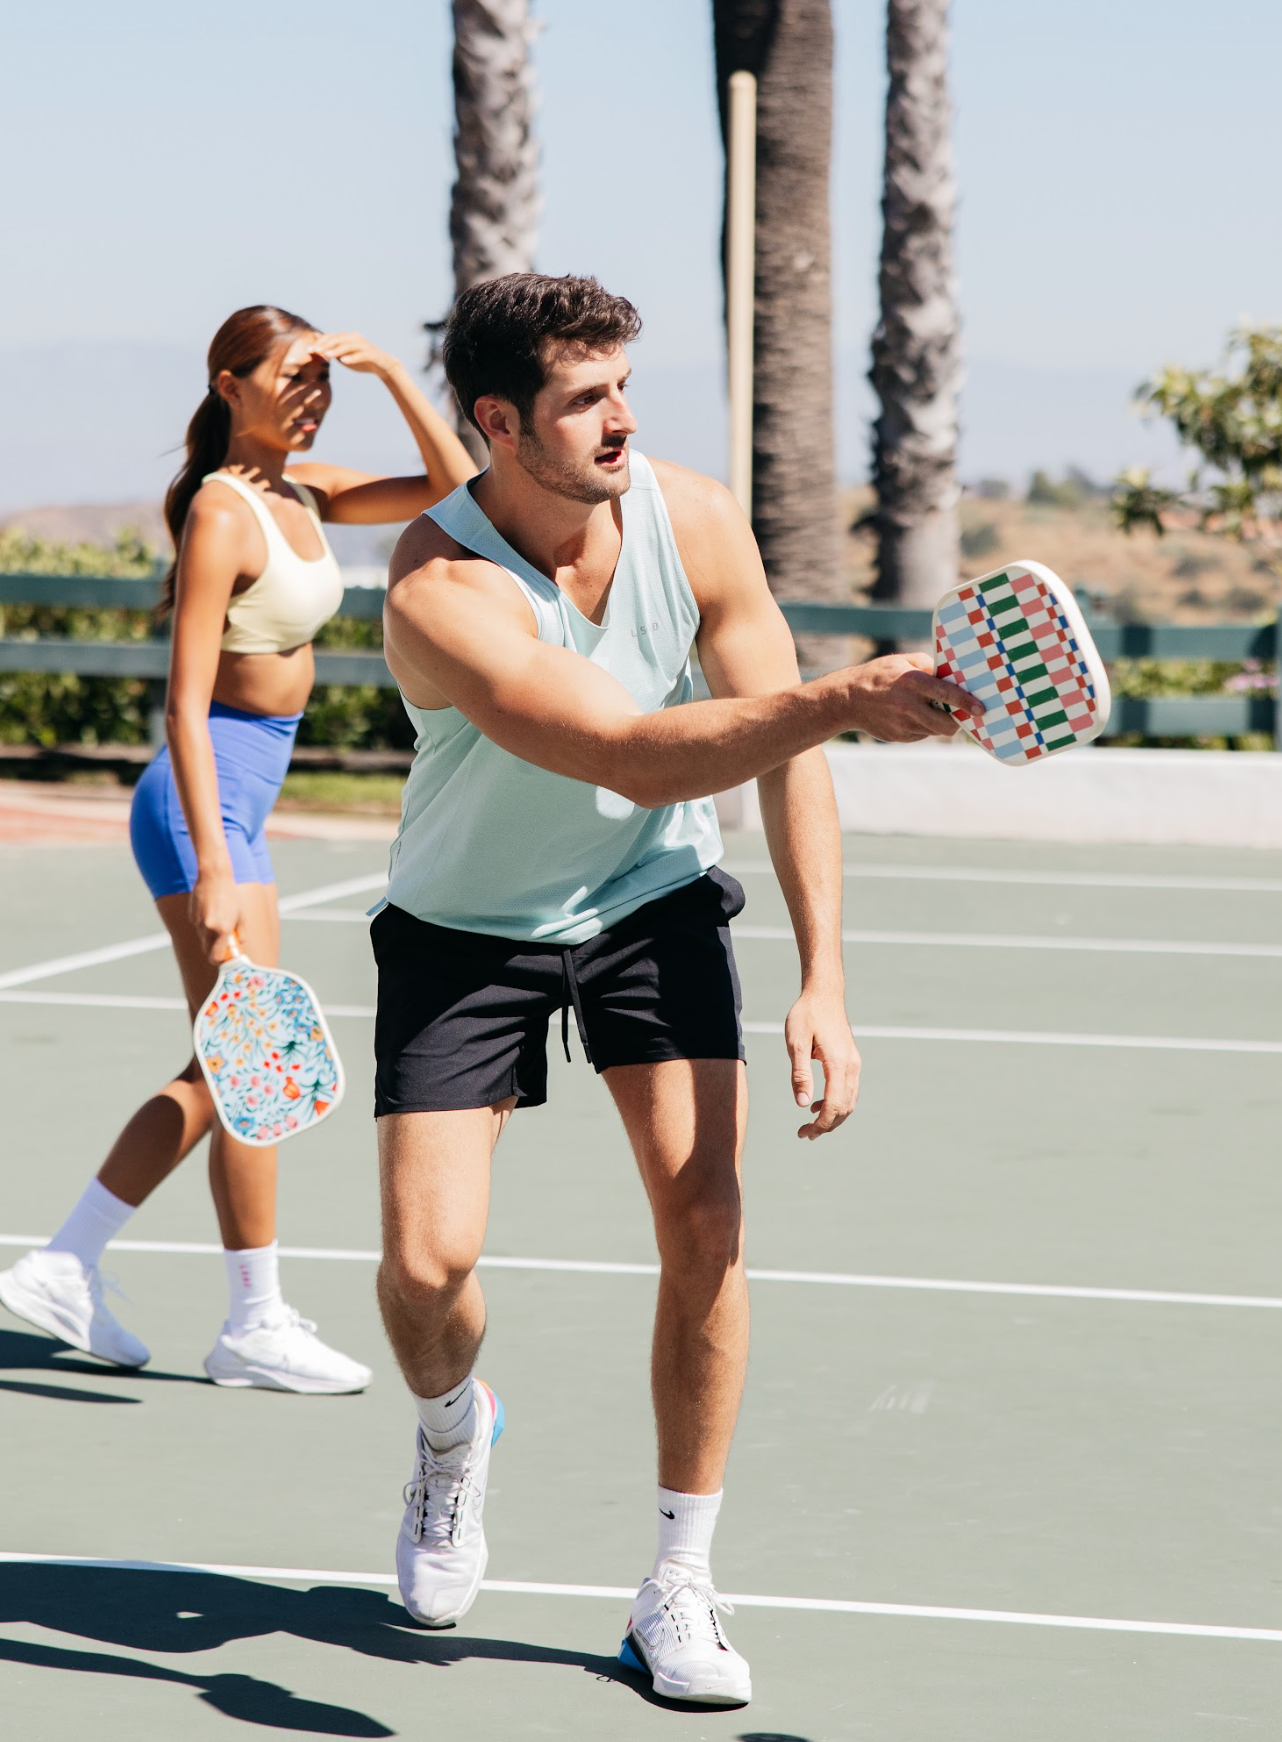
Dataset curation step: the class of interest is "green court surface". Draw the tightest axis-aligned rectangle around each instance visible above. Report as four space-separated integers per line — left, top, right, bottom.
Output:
2 829 1281 1739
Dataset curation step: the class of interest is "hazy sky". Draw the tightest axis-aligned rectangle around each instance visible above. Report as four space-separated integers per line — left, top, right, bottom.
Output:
2 1 1279 476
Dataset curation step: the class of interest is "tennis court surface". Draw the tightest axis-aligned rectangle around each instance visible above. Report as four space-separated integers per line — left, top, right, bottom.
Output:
1 826 1280 1739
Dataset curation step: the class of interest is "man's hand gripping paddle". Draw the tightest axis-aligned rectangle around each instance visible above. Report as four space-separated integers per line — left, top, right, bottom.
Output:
932 560 1111 764
194 933 345 1147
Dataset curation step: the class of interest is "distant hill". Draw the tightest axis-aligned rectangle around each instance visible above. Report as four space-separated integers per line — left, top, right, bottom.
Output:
0 499 168 549
0 339 1180 523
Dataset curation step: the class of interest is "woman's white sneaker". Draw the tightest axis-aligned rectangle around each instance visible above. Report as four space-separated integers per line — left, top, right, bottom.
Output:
203 1304 371 1393
0 1249 149 1367
397 1378 504 1627
619 1570 752 1707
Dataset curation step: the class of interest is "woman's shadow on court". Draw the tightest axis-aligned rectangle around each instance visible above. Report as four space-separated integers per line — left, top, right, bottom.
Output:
0 1563 703 1733
0 1325 207 1403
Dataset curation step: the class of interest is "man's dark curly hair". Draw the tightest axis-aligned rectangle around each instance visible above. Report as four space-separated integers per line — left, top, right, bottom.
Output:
442 272 642 439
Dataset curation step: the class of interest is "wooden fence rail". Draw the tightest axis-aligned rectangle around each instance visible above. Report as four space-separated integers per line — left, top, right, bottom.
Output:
1 571 1279 747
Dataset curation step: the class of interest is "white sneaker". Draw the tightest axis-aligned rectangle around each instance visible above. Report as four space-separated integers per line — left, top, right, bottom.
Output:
619 1569 752 1707
0 1249 149 1368
397 1379 504 1627
203 1305 371 1394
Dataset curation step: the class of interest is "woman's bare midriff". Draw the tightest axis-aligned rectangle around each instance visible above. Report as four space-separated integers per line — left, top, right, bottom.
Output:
211 644 316 717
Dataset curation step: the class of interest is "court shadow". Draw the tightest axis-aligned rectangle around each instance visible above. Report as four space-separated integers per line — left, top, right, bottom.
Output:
0 1636 391 1736
0 1377 139 1405
0 1326 205 1389
737 1734 816 1741
0 1565 696 1714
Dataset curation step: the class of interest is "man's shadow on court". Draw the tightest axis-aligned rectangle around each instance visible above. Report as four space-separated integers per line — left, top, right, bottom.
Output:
0 1564 709 1733
0 1325 206 1403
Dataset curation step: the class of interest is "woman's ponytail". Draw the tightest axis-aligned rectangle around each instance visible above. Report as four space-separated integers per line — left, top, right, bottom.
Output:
160 304 314 615
160 390 232 612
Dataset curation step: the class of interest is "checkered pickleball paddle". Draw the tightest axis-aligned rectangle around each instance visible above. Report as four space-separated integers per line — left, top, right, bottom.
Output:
933 560 1111 765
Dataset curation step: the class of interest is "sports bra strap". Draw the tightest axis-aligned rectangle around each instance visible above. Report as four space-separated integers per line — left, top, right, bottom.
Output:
202 472 287 543
203 471 326 549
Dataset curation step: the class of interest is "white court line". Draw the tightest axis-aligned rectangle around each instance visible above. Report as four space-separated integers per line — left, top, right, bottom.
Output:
2 990 1280 1055
286 909 371 923
0 991 377 1017
727 861 1282 894
743 1019 1282 1055
1 1234 1277 1311
0 874 386 992
290 909 1282 959
0 1553 1278 1643
735 925 1282 959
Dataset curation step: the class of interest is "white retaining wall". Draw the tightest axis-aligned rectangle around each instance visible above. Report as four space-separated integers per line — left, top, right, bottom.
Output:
713 744 1282 849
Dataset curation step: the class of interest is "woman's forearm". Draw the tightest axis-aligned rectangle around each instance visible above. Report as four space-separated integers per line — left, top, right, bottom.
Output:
166 707 232 876
381 362 476 490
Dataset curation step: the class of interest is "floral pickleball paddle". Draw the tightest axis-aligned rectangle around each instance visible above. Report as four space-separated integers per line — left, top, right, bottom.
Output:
194 938 345 1147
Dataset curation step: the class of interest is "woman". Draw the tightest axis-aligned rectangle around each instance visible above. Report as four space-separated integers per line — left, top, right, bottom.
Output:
0 305 475 1392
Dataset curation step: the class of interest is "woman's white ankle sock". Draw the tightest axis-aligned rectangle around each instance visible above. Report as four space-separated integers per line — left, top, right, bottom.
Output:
223 1241 284 1332
652 1486 722 1583
44 1178 135 1270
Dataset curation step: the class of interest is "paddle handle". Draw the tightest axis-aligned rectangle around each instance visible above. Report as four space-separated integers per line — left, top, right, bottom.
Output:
224 930 250 964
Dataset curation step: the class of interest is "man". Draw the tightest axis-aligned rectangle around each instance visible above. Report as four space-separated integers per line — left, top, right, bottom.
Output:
374 272 977 1708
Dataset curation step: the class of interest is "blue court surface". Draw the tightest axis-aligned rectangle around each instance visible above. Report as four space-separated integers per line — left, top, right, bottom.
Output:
1 827 1280 1739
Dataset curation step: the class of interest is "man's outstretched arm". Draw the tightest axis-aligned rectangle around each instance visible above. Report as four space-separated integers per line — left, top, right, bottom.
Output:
383 519 980 812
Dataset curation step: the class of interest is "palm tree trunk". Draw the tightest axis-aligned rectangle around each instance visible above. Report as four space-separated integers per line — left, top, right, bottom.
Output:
870 0 961 606
713 1 844 673
446 0 540 460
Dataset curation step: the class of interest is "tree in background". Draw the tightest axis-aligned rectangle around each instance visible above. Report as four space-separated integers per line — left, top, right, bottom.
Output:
1115 327 1282 579
440 0 540 460
712 1 842 670
869 0 961 606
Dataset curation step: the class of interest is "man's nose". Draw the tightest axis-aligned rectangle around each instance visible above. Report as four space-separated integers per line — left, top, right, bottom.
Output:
608 393 638 435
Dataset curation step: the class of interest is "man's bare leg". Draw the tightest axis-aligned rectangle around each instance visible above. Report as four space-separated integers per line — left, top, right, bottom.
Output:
606 1055 753 1704
376 1102 513 1398
377 1101 514 1629
605 1057 749 1494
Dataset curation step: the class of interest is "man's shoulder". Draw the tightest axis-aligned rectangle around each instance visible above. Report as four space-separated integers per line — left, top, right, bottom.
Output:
645 457 755 600
386 514 531 632
646 456 739 529
389 511 472 581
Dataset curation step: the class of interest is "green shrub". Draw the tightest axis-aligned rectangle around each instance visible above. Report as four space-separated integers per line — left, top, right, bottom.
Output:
0 530 414 751
959 521 1000 560
0 528 158 746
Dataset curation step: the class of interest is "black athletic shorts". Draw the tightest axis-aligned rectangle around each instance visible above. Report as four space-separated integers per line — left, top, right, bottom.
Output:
371 867 746 1115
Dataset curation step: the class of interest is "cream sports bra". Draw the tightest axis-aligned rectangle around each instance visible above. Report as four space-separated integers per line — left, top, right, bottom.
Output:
203 471 345 654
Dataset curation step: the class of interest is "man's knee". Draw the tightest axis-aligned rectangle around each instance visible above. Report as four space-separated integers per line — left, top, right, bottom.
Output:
653 1170 744 1273
378 1243 479 1311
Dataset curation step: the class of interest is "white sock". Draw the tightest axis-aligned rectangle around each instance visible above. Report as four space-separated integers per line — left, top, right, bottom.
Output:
652 1486 722 1584
415 1376 477 1453
44 1178 135 1269
224 1241 284 1333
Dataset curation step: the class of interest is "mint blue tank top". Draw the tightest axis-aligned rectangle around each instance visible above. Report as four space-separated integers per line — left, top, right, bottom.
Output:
385 451 723 944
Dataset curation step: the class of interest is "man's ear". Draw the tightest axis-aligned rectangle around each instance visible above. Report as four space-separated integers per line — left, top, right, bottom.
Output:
473 395 518 453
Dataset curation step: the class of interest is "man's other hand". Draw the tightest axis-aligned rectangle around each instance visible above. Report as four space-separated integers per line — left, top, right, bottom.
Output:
785 990 862 1140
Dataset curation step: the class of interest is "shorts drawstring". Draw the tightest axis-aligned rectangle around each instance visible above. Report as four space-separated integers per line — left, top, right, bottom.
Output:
560 948 592 1065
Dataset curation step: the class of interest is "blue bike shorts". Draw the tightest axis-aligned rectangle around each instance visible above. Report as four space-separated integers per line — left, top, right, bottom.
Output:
129 700 302 900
